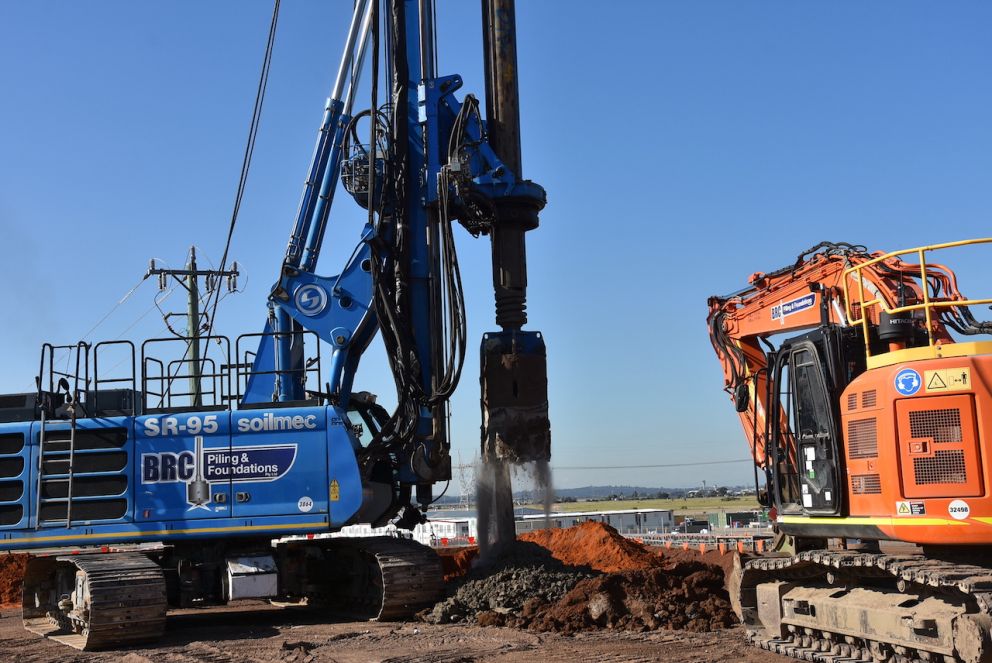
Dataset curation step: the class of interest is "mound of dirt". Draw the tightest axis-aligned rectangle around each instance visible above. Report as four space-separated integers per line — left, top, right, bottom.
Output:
519 521 663 573
424 564 590 625
655 546 745 590
425 523 736 635
423 540 591 624
0 554 27 605
530 561 736 634
437 546 479 582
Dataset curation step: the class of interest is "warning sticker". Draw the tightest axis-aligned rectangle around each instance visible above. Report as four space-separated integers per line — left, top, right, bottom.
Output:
924 368 972 393
896 501 926 516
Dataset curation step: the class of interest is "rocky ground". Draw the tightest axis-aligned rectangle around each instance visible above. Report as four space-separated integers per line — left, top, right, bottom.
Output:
0 523 794 662
0 603 790 663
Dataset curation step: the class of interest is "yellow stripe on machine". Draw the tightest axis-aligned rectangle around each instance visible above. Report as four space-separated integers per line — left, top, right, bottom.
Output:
2 521 328 546
779 515 968 527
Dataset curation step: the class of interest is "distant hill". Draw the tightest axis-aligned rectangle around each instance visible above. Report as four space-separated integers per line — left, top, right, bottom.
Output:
528 485 672 500
442 484 753 502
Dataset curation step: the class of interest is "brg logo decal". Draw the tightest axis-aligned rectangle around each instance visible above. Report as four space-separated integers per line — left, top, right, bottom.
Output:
894 368 922 396
295 284 328 317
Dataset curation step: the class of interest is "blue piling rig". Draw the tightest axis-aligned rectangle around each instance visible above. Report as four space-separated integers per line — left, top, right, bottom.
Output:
2 0 549 650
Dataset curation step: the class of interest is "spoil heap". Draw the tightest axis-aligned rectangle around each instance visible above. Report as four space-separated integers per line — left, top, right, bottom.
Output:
519 521 663 572
424 540 592 624
0 554 27 606
425 522 736 634
529 562 734 633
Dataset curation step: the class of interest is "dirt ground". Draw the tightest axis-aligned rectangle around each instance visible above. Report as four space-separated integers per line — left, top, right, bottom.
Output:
0 603 791 663
0 525 794 661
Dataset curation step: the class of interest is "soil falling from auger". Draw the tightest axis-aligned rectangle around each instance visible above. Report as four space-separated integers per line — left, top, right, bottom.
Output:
535 458 553 529
477 458 554 561
477 458 516 560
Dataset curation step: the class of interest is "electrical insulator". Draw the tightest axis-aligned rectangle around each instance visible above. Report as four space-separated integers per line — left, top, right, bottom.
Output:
228 262 239 292
158 273 168 291
205 274 217 293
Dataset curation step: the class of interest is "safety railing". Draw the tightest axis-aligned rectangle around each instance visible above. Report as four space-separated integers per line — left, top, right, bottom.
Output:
842 238 992 360
234 329 322 404
140 336 232 413
92 341 137 417
37 342 91 417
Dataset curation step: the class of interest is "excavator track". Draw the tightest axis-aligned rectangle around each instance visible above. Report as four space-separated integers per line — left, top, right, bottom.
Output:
734 550 992 663
322 536 444 620
22 552 167 650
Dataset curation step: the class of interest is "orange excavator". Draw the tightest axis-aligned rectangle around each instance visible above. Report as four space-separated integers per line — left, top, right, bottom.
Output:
708 239 992 663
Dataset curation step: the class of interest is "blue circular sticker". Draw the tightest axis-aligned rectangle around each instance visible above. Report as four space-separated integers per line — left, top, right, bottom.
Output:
894 368 922 396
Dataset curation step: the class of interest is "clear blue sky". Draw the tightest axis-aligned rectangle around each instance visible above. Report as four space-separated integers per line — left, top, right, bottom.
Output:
2 2 991 491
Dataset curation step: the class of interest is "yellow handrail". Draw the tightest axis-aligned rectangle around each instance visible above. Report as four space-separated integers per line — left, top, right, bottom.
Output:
842 238 992 359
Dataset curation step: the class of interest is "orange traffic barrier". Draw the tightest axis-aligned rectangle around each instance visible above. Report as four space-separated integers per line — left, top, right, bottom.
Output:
718 543 727 555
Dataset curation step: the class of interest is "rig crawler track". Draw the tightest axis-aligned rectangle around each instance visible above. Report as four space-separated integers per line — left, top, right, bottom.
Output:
327 536 444 620
735 550 992 663
22 552 167 650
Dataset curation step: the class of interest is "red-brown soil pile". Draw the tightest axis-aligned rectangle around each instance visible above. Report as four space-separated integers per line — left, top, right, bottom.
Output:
654 546 743 589
519 521 664 573
527 561 735 634
437 546 479 582
428 523 736 634
0 554 27 606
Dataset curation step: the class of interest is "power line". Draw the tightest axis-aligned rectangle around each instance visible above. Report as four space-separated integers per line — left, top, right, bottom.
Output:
199 0 279 380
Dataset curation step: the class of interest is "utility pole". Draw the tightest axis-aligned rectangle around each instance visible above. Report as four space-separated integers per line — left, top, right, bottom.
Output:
147 247 239 407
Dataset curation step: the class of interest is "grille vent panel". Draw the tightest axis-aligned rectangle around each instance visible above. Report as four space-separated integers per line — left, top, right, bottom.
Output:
913 450 967 485
861 390 877 408
851 474 882 494
909 409 962 443
848 418 878 459
847 393 858 411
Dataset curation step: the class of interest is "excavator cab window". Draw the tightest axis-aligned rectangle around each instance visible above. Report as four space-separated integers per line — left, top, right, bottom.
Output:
768 338 842 517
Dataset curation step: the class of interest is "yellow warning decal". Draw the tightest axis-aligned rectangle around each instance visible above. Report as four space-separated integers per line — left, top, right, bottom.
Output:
895 500 925 516
329 479 341 502
925 367 971 392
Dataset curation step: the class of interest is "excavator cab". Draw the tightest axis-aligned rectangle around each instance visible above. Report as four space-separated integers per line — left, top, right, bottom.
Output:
766 326 865 517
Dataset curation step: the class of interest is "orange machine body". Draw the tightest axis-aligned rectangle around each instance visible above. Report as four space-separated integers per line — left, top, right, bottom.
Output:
709 240 992 545
836 354 992 545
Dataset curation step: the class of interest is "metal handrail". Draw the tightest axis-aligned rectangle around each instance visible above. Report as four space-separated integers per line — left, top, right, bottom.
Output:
141 336 231 412
842 238 992 359
93 340 137 417
234 329 322 403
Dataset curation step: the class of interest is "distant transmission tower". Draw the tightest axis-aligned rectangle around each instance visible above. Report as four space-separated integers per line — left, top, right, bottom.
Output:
456 453 477 511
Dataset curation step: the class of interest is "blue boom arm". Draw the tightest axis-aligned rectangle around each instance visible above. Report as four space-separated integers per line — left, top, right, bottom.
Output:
243 0 547 513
